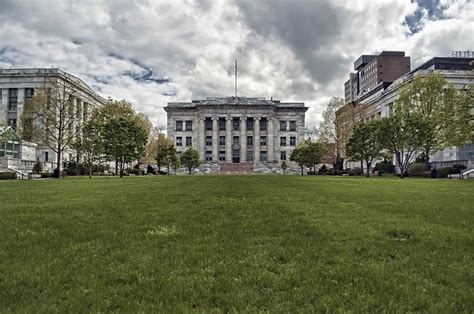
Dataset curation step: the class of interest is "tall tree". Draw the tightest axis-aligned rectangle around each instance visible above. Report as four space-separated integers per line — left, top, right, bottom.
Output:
289 140 323 175
396 73 472 170
145 128 173 166
318 97 345 166
180 148 200 174
19 83 83 174
72 120 103 178
102 117 148 178
346 119 384 177
378 112 430 178
90 99 152 172
158 144 178 176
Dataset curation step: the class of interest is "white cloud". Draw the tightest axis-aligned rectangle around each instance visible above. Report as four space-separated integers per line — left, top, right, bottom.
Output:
0 0 472 129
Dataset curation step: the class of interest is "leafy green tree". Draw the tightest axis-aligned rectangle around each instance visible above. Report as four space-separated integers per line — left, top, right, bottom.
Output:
289 140 323 175
102 117 148 178
396 73 472 170
378 112 430 178
318 97 345 168
346 120 385 177
180 148 200 174
72 120 103 178
158 144 178 176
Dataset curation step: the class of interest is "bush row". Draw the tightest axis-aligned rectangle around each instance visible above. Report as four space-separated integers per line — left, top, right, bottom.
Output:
0 172 16 180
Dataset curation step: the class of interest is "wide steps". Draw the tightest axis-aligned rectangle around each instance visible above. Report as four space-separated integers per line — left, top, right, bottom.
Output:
220 163 254 173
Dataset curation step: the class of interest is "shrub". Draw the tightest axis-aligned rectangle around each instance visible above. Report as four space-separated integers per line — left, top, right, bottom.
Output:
323 168 334 175
128 168 141 176
349 167 362 176
41 172 53 178
146 164 156 175
408 163 425 177
32 161 43 174
374 160 395 174
437 167 456 178
453 164 467 174
0 172 16 180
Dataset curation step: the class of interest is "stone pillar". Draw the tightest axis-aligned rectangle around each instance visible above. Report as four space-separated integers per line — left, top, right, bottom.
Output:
267 117 274 162
16 89 25 129
254 117 260 163
240 117 246 162
212 117 218 162
0 89 7 124
198 117 205 161
226 116 232 162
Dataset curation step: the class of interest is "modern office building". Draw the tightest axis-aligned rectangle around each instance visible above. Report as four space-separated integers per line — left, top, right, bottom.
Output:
344 51 411 103
164 96 308 173
0 68 107 174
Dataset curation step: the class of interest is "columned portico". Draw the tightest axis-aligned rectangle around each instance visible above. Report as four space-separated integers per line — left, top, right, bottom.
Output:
164 96 308 173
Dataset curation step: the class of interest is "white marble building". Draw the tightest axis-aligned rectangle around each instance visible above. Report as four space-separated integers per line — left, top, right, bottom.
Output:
164 97 308 173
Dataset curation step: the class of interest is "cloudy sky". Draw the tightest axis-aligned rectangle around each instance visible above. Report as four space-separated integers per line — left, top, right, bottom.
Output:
0 0 473 129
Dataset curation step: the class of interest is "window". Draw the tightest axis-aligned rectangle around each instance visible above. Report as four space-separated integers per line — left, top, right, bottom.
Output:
176 120 183 131
247 136 253 146
219 118 226 130
233 136 239 145
44 151 49 162
205 151 212 161
289 121 296 131
280 137 287 146
185 120 193 131
176 137 183 146
232 118 240 131
219 136 226 146
246 119 254 131
205 118 213 131
247 150 254 162
219 151 226 161
206 136 212 146
280 151 287 161
280 120 287 131
186 137 192 146
8 119 17 130
8 88 18 111
25 88 34 99
260 118 267 131
260 151 267 162
290 136 296 146
260 136 267 146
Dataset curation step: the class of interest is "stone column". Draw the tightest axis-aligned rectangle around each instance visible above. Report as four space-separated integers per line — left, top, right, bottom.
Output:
16 89 25 127
254 117 260 163
0 89 7 124
226 116 232 162
267 117 274 162
212 117 218 162
240 117 246 162
198 117 205 161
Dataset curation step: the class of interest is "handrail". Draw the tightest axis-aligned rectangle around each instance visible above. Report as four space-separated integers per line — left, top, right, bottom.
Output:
461 168 474 179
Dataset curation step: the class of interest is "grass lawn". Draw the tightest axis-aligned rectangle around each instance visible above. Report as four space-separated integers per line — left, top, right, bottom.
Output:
0 176 473 312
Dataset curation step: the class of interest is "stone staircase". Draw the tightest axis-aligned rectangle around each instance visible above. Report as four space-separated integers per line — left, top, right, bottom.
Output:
220 163 254 173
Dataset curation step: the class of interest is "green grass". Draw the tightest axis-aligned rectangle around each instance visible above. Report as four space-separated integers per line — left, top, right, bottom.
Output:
0 176 473 312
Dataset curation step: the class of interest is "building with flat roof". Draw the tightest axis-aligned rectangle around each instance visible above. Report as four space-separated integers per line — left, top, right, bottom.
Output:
164 96 308 173
344 51 411 103
337 55 474 170
0 68 107 174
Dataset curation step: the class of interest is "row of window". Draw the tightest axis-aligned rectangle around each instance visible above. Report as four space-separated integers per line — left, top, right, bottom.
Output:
176 136 192 146
202 150 291 162
202 136 296 147
176 118 298 132
4 88 35 111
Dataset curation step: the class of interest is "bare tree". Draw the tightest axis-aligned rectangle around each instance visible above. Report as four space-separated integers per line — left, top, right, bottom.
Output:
20 81 84 174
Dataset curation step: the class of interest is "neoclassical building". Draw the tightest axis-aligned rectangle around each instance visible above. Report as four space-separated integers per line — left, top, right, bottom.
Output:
164 96 308 173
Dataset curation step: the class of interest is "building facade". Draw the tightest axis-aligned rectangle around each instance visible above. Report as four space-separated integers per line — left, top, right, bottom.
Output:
344 51 411 103
338 54 474 170
164 97 308 173
0 68 107 174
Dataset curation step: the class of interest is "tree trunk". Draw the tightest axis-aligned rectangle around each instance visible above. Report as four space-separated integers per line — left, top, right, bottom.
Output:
119 160 123 178
56 147 62 177
366 161 371 177
424 148 431 171
167 164 170 176
300 165 304 176
115 160 119 176
188 167 191 175
89 160 92 179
